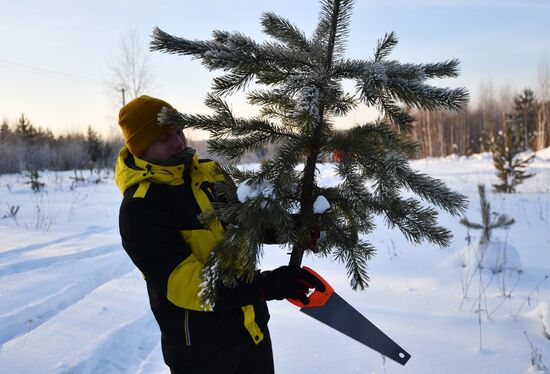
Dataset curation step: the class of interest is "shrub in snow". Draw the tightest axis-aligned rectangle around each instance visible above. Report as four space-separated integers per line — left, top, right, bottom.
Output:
2 204 20 225
441 239 523 304
457 240 522 276
524 331 550 374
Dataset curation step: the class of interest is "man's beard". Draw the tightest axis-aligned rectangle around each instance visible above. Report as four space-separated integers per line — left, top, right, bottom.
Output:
154 147 196 166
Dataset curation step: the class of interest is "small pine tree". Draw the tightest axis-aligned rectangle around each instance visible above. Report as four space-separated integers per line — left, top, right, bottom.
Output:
15 114 37 141
480 128 492 153
151 0 469 303
491 116 535 193
26 169 46 193
513 88 538 150
86 125 103 170
460 185 514 244
0 119 12 140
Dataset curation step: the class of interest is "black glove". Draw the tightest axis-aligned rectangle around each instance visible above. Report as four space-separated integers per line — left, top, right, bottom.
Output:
260 266 326 305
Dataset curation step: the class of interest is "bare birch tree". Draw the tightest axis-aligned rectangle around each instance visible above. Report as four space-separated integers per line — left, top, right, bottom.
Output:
108 28 156 105
537 59 550 150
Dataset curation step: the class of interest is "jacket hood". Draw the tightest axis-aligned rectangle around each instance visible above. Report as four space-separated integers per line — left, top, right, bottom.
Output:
115 145 198 194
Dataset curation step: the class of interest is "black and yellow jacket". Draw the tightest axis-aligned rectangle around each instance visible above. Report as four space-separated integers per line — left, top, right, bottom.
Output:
115 146 269 367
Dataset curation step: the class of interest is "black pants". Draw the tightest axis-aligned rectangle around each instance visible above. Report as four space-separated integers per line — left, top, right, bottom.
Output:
169 331 274 374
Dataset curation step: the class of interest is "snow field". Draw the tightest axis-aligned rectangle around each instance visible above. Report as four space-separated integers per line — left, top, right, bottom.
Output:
0 153 549 373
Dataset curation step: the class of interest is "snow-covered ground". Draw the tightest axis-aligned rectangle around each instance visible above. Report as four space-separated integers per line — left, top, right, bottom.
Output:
1 151 549 374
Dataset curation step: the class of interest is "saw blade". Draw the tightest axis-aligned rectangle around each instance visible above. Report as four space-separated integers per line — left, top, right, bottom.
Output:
300 292 411 366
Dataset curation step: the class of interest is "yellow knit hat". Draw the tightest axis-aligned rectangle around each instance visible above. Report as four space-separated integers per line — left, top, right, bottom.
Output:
118 95 174 157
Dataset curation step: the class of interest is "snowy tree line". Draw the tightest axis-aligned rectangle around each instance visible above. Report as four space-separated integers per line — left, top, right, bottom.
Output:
0 115 123 174
0 114 280 175
410 84 550 158
2 82 549 175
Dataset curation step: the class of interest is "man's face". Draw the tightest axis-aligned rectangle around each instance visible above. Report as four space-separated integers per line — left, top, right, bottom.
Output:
139 129 187 163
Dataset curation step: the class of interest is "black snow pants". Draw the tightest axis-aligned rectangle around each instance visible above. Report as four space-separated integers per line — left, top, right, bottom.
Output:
169 330 274 374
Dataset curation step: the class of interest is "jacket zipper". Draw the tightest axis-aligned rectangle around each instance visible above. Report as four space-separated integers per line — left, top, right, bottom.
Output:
184 309 191 346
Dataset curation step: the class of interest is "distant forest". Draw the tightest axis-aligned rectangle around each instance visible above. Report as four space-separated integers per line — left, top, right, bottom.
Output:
411 87 550 158
1 86 549 174
0 116 123 174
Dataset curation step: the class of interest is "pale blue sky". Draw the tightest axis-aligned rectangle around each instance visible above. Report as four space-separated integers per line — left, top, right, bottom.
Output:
1 0 549 139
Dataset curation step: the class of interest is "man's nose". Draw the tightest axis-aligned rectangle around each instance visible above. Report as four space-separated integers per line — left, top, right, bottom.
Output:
172 133 186 147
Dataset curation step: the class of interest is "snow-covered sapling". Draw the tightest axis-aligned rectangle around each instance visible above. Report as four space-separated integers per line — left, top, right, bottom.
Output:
26 169 45 193
151 0 468 305
491 122 535 193
460 184 515 246
459 184 519 301
457 184 520 349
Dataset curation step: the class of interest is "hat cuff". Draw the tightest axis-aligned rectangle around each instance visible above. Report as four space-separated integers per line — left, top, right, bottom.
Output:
126 119 170 157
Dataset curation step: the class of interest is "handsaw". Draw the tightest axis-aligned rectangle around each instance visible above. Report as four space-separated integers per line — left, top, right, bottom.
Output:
288 266 411 366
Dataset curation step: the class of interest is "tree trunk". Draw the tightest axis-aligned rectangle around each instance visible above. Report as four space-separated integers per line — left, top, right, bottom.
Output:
538 101 549 150
426 111 433 157
289 0 341 268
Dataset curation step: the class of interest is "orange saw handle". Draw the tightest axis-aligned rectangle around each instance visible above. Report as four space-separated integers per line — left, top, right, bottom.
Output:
287 266 334 308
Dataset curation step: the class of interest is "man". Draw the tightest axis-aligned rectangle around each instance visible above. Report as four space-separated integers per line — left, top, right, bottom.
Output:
115 95 324 373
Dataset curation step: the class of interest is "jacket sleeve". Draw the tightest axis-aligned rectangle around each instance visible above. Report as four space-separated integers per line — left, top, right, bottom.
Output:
120 197 210 311
119 196 189 283
120 196 261 311
213 274 263 311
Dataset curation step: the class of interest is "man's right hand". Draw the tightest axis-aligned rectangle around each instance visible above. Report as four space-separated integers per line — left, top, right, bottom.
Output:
259 266 326 305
